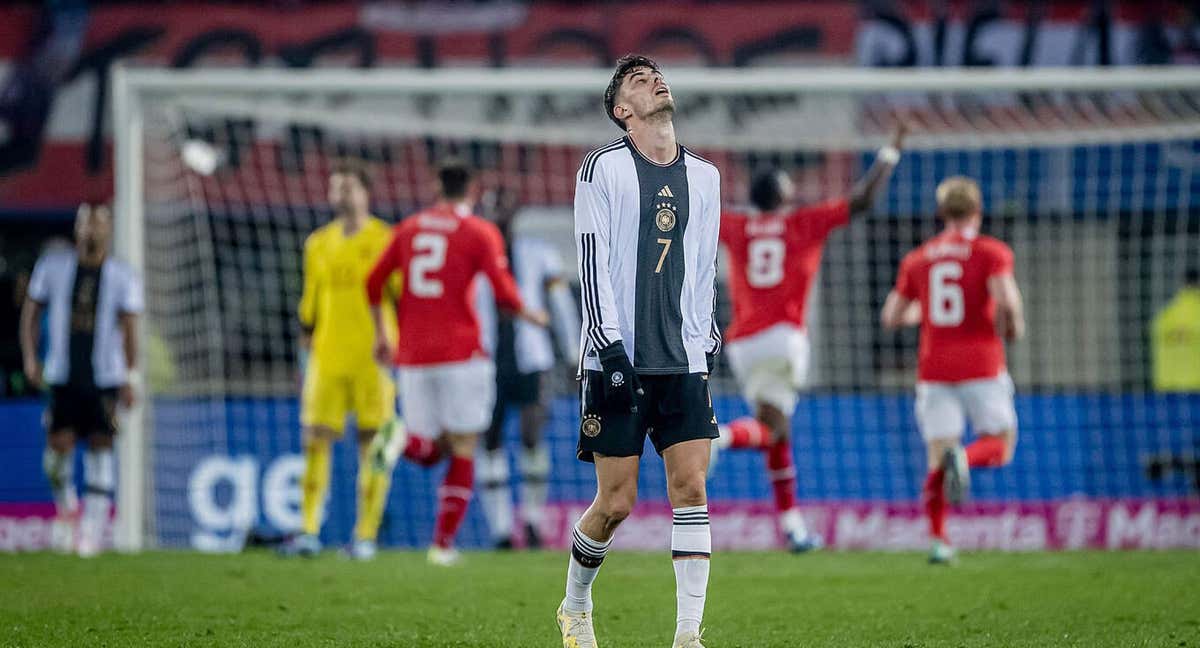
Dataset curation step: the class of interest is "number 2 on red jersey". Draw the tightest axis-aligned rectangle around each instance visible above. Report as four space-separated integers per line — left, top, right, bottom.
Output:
410 232 447 297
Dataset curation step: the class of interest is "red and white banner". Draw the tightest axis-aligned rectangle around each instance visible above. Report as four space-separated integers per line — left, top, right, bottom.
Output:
0 503 56 552
543 498 1200 552
2 1 1197 209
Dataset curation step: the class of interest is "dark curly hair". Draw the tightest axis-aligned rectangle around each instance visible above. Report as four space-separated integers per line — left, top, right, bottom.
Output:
603 54 661 131
749 170 787 213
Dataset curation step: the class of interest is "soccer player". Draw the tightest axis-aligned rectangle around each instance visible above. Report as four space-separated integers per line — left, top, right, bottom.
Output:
475 188 580 550
881 176 1026 564
556 55 721 648
20 203 143 557
286 161 397 560
716 124 909 552
366 160 547 566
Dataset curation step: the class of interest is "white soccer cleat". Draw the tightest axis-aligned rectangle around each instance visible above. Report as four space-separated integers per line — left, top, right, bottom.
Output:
426 546 461 567
50 516 77 554
76 533 101 559
941 446 971 505
928 539 957 565
368 418 408 472
672 629 706 648
76 516 105 558
556 600 599 648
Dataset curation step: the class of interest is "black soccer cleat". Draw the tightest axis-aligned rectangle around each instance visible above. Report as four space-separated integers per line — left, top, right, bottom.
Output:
525 522 543 550
942 446 971 506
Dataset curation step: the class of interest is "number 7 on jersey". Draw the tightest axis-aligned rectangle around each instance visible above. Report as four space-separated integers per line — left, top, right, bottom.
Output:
655 238 672 273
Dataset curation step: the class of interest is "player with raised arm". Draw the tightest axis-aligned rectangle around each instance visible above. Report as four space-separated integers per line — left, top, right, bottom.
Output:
881 176 1026 565
715 125 908 553
20 203 142 557
366 160 547 567
556 55 722 648
284 161 398 560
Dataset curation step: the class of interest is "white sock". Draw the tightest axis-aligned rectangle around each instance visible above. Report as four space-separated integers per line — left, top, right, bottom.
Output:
518 444 550 529
672 505 711 637
43 448 78 516
780 507 809 540
82 449 115 544
565 521 611 613
477 449 513 543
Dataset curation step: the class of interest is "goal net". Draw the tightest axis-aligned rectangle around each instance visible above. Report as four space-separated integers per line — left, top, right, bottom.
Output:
114 67 1200 552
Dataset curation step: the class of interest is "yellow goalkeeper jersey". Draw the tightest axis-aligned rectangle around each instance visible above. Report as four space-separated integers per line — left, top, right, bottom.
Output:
298 216 398 375
1152 287 1200 392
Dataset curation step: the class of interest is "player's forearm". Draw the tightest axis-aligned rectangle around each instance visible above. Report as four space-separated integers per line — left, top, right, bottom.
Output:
19 300 42 365
848 149 900 216
120 313 139 370
370 304 387 340
880 292 915 329
1004 303 1026 341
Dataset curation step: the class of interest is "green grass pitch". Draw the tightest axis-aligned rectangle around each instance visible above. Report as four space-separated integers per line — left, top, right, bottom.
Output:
1 550 1197 647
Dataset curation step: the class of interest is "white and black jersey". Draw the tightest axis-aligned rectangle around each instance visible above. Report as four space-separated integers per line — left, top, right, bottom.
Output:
28 248 143 389
575 136 721 375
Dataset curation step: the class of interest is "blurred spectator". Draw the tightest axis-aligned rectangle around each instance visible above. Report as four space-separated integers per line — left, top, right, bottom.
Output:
1151 264 1200 392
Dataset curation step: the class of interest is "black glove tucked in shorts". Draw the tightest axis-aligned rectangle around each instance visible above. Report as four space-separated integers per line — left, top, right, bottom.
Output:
597 341 642 413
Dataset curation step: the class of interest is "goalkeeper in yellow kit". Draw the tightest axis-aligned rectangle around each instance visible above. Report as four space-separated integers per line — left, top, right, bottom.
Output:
284 160 400 560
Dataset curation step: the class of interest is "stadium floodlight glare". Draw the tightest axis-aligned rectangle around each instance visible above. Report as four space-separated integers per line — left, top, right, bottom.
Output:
112 64 1200 552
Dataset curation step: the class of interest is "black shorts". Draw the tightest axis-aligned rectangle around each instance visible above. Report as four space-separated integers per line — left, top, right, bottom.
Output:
577 371 718 463
45 385 120 436
496 369 544 407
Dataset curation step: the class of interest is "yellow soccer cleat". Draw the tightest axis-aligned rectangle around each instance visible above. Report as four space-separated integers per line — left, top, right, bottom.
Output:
556 600 599 648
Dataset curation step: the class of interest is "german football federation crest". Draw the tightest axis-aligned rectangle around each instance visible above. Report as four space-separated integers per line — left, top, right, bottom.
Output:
582 414 602 438
655 204 677 232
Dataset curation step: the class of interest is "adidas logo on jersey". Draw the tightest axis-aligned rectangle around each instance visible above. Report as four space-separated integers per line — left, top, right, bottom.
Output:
657 185 674 198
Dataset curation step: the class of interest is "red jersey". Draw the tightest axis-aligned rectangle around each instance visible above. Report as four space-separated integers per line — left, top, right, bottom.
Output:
366 204 524 367
721 199 850 341
894 228 1014 382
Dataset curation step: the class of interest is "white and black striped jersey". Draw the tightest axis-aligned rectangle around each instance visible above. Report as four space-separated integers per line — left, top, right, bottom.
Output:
575 136 722 375
476 235 581 374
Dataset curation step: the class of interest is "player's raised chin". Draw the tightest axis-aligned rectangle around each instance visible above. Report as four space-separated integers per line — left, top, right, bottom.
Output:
615 67 674 126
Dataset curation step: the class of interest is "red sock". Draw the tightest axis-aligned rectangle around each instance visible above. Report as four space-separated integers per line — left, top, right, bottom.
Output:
966 435 1007 468
766 439 797 514
404 436 444 467
728 417 772 450
922 469 947 541
433 456 474 549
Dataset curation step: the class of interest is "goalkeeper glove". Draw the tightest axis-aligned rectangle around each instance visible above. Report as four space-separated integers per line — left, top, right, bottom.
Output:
597 341 642 413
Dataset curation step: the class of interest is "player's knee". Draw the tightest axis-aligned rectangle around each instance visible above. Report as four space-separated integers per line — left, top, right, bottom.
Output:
756 403 789 441
303 426 335 447
46 430 75 454
926 438 957 471
999 431 1017 465
667 469 707 508
446 432 479 458
596 486 637 526
87 433 113 450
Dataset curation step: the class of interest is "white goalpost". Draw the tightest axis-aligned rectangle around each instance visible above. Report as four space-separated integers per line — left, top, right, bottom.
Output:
112 65 1200 551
